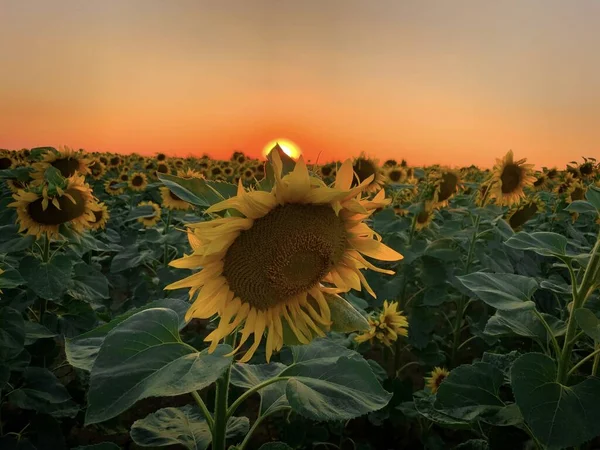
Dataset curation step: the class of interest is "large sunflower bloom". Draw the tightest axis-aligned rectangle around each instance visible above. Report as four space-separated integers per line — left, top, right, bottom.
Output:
128 172 148 192
32 146 90 181
89 202 110 231
137 201 162 227
489 151 536 206
167 154 403 362
9 175 100 238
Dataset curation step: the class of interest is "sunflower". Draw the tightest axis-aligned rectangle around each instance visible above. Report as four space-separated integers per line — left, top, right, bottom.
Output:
383 159 398 168
242 168 255 182
156 162 169 176
9 175 100 238
489 151 536 206
578 161 595 178
32 146 90 180
89 202 110 230
566 181 586 204
119 172 129 183
104 179 124 196
108 155 121 168
385 166 405 184
89 160 106 180
319 163 335 178
507 198 544 230
0 153 16 170
432 168 461 207
426 367 450 394
156 152 167 162
354 300 408 347
6 179 28 194
177 168 204 179
137 201 162 227
351 154 385 193
166 154 403 362
415 201 434 230
98 156 109 166
545 167 559 180
160 186 191 211
532 174 547 190
223 167 234 177
128 172 148 191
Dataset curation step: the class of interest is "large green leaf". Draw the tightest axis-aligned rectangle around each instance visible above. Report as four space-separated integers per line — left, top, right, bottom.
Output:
434 362 506 423
19 255 73 301
485 309 566 342
158 173 237 207
326 294 370 333
23 321 57 345
69 262 110 302
586 185 600 211
0 268 25 289
8 367 78 418
564 200 597 214
288 338 357 364
0 307 25 360
65 298 189 371
574 307 600 341
85 308 233 425
411 394 470 428
280 356 392 421
230 362 288 414
130 405 249 450
109 245 153 273
511 352 600 449
504 231 568 257
458 272 538 311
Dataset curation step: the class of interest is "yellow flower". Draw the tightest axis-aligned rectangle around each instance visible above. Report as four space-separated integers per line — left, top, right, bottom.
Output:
351 153 385 193
160 186 191 211
489 151 536 206
9 175 100 239
432 168 461 207
31 146 90 181
355 300 408 347
0 153 17 170
177 168 204 179
89 159 106 180
137 201 162 227
385 166 405 184
128 172 148 192
166 154 403 362
89 202 110 231
426 367 450 393
104 179 124 196
415 201 435 230
507 197 545 230
566 181 586 204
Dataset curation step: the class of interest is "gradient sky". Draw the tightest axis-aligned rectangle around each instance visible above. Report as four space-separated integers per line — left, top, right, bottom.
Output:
1 1 599 168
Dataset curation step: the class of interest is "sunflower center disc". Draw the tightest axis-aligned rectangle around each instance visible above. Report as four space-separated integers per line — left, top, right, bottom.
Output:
389 170 402 182
223 203 347 310
500 164 522 193
571 187 585 201
509 203 537 229
352 159 376 186
132 176 144 186
437 172 458 201
0 157 13 170
27 189 86 225
51 158 80 178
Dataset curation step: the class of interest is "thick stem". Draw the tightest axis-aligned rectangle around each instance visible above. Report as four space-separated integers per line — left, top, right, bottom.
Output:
211 333 236 450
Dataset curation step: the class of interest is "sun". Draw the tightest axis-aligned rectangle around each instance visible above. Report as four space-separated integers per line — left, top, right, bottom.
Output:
262 138 302 159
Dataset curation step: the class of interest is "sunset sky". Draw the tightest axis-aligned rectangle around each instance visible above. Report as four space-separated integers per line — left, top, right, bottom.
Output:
1 1 599 168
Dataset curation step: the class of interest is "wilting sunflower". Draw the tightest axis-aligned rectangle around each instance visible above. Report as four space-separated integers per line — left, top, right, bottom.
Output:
137 201 162 227
415 201 435 230
354 300 408 347
89 160 106 180
0 153 16 170
432 168 461 207
507 198 544 230
426 367 450 394
128 172 148 191
351 154 385 193
489 151 536 206
160 186 191 211
32 146 90 181
9 175 100 238
166 154 403 362
89 202 110 231
104 179 124 196
385 166 405 184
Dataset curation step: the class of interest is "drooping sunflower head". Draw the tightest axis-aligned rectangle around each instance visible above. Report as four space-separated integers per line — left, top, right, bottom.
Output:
128 172 148 192
160 186 191 211
166 153 402 362
351 154 385 192
104 179 124 196
6 178 29 194
89 160 106 180
507 197 545 230
578 161 595 178
432 168 461 207
545 167 559 180
89 202 110 231
383 159 398 168
32 146 90 180
415 201 435 230
426 367 450 393
532 174 547 190
137 201 162 227
386 166 405 184
490 150 536 206
355 300 408 347
566 181 586 204
9 175 100 238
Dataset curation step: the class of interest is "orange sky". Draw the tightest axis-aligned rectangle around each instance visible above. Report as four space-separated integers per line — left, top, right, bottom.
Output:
1 1 599 168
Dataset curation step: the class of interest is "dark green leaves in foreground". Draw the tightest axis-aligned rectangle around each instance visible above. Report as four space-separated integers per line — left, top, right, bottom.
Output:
458 272 538 311
19 255 73 301
504 231 568 257
85 308 233 425
511 353 600 449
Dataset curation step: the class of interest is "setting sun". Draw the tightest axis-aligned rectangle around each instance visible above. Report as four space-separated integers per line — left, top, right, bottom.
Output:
262 138 302 159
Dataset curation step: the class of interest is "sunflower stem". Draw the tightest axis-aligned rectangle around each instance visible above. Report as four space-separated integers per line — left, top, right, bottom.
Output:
191 391 213 431
163 210 172 267
38 236 51 324
212 333 236 450
238 406 291 450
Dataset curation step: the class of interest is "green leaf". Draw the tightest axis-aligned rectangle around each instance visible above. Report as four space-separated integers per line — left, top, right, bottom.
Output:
586 185 600 211
0 235 35 255
481 351 519 377
564 200 597 214
158 173 237 207
485 309 566 342
434 362 505 422
44 165 65 185
258 443 294 450
109 245 153 273
289 338 357 364
85 308 233 425
125 205 156 221
574 307 600 341
0 268 25 289
511 352 600 449
458 272 538 311
23 321 57 345
69 262 110 302
0 307 25 360
230 363 288 414
19 255 73 301
65 298 189 371
411 394 470 428
504 231 568 257
280 356 392 421
326 294 370 333
8 367 78 418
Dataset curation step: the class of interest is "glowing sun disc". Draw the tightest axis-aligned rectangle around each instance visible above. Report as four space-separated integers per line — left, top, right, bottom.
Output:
262 139 302 159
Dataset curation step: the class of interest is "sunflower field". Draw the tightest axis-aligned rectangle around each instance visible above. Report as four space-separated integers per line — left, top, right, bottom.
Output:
0 146 599 450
